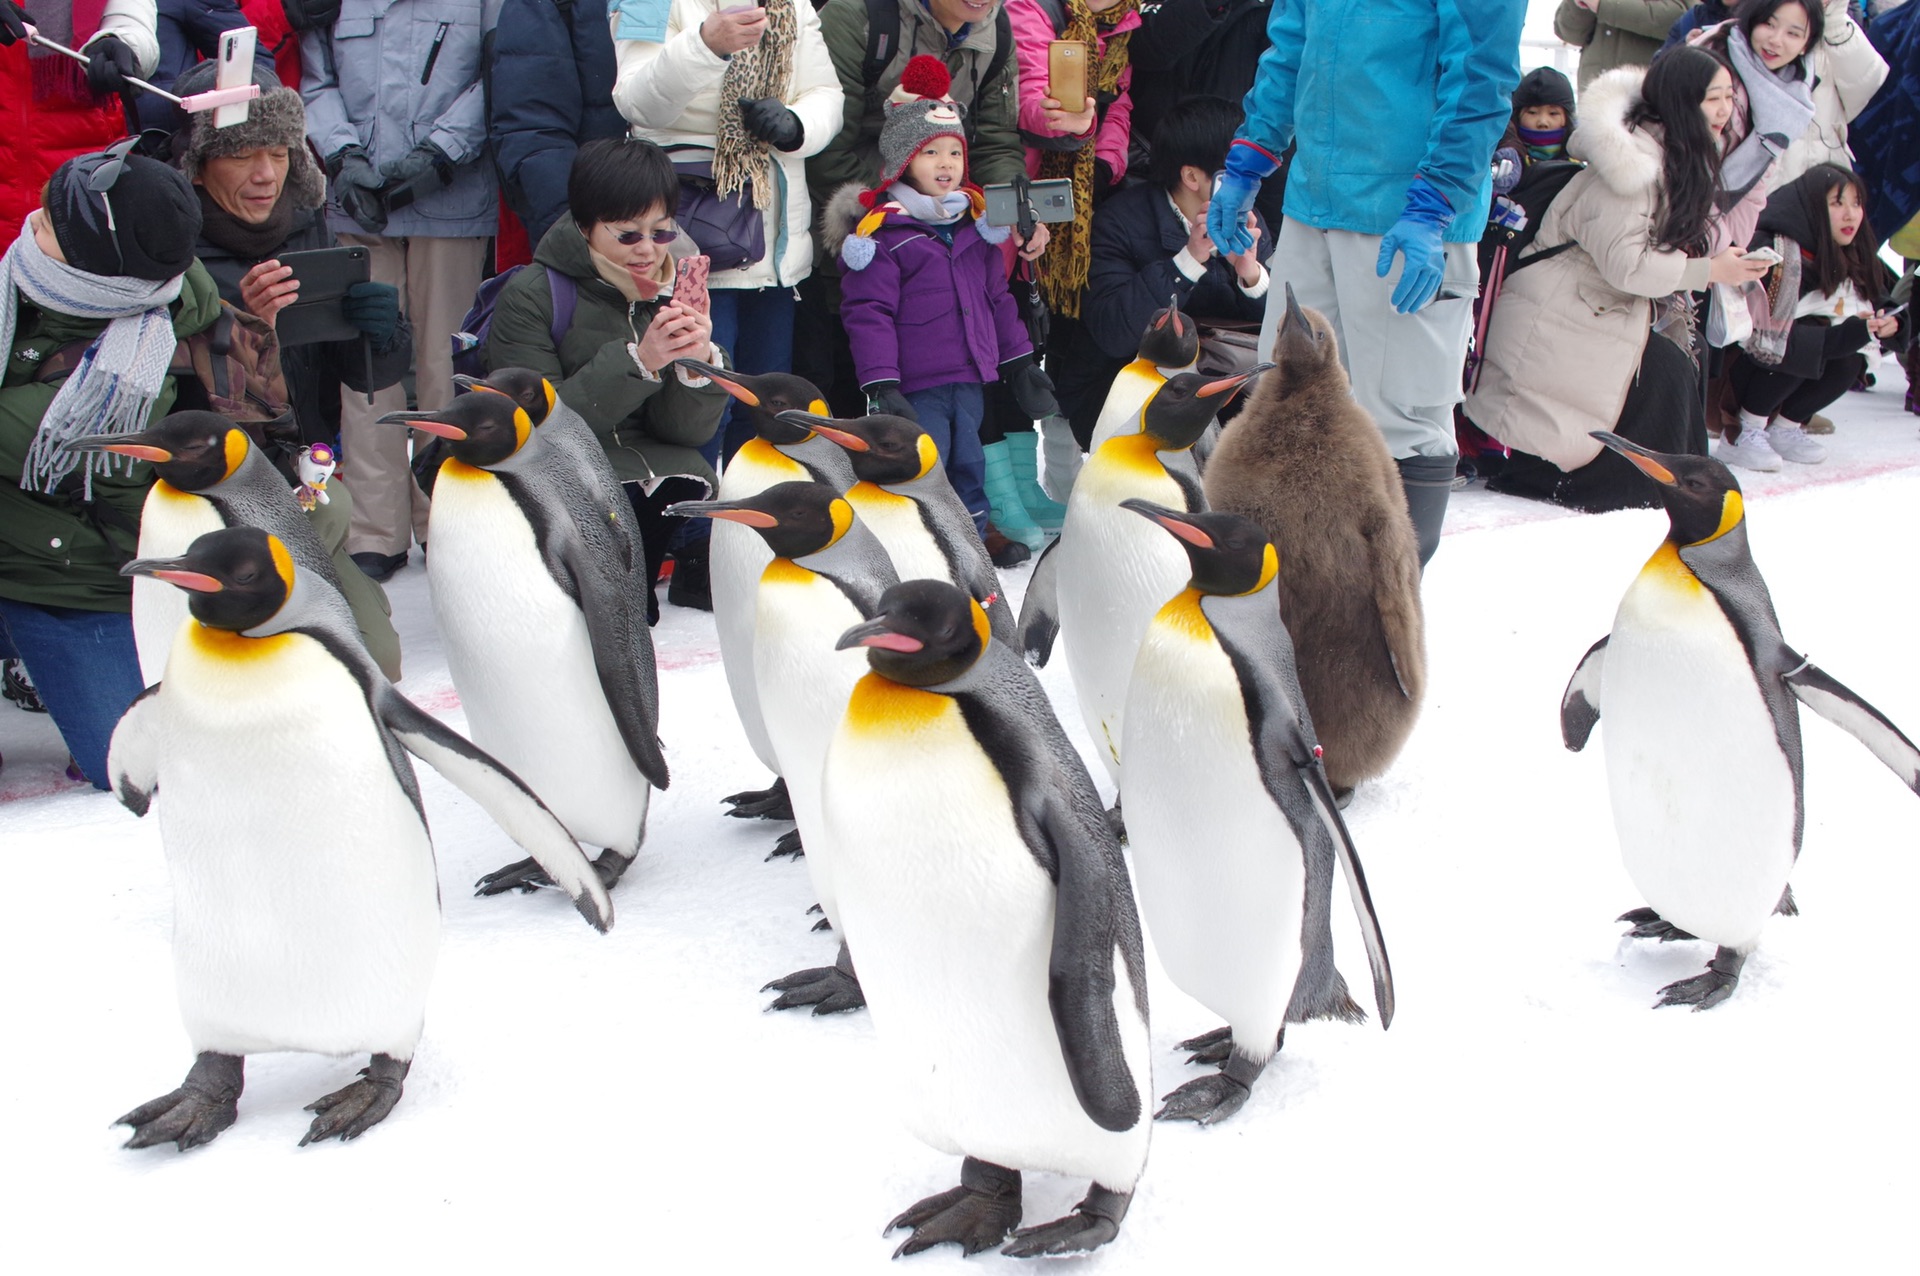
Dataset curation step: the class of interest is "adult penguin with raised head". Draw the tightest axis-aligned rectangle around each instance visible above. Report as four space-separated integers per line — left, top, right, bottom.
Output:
108 527 611 1152
64 411 401 683
826 580 1151 1258
380 390 669 895
1019 366 1269 789
1562 434 1920 1009
776 408 1015 643
1087 296 1200 453
668 481 898 1014
1120 500 1393 1124
1205 286 1426 799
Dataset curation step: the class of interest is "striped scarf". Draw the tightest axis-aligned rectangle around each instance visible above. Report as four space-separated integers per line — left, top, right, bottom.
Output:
1036 0 1135 318
713 0 799 213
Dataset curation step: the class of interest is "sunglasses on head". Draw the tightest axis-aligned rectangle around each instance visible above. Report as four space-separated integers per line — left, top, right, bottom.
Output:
609 225 680 246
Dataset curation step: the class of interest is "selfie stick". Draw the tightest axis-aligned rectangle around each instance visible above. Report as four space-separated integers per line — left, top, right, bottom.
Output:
24 25 260 119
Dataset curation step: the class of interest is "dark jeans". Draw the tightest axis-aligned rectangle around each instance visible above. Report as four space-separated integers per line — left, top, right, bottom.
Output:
0 599 144 790
1730 348 1868 426
904 382 988 533
710 285 798 460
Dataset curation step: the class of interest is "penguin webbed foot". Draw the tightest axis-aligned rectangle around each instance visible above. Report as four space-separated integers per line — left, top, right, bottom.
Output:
762 963 865 1015
766 828 805 861
300 1054 409 1146
1156 1071 1252 1124
1654 947 1746 1012
1776 884 1799 917
1001 1184 1131 1258
116 1051 244 1152
590 849 633 889
474 856 553 895
887 1158 1023 1259
1178 1025 1234 1066
722 777 794 821
1618 907 1698 943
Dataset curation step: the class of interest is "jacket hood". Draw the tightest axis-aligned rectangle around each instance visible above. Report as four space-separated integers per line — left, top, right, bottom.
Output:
533 215 599 280
1567 68 1662 198
1756 167 1832 248
1513 66 1576 115
822 183 871 262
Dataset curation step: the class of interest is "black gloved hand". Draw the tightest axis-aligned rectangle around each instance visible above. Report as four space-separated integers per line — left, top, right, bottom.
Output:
1092 160 1114 204
328 145 388 233
1001 355 1059 421
85 35 140 98
343 281 401 350
739 97 805 152
0 2 30 46
863 380 919 422
380 141 455 191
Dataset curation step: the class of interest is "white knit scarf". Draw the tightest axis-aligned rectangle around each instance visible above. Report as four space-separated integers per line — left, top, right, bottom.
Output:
2 218 184 497
887 182 972 225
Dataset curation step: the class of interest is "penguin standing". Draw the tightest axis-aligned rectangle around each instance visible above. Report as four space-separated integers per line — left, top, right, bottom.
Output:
64 412 401 683
379 392 669 894
826 580 1151 1258
668 482 898 1013
1018 368 1268 787
1204 287 1426 796
108 527 610 1151
779 408 1015 642
1562 434 1920 1009
1120 500 1392 1123
1087 297 1200 453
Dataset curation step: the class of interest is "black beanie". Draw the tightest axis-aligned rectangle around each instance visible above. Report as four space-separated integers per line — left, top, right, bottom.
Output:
45 148 203 281
1512 67 1577 116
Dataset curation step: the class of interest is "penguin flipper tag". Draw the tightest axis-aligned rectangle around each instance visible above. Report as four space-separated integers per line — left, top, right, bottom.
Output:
1016 538 1063 666
1300 760 1395 1029
374 689 616 933
106 685 165 818
1561 636 1609 752
1785 658 1920 796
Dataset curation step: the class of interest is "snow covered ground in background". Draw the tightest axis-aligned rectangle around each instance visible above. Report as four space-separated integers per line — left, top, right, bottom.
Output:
7 358 1918 1274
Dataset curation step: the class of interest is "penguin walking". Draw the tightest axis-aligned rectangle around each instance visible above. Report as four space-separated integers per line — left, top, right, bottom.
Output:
1204 287 1427 797
826 580 1151 1258
379 391 669 895
1018 367 1268 788
1087 297 1200 453
778 408 1015 643
64 411 401 683
668 482 898 1014
1562 434 1920 1009
108 527 610 1151
1120 500 1393 1123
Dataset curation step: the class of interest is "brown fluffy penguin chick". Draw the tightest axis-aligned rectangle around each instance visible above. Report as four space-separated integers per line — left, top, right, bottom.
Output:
1203 288 1426 793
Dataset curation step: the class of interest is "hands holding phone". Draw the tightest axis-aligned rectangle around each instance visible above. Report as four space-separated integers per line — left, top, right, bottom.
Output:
1041 95 1096 137
633 303 713 375
702 5 767 56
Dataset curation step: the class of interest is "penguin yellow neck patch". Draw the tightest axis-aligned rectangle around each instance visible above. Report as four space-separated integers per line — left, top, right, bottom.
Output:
762 557 816 587
151 479 209 509
1155 588 1214 642
735 438 808 480
438 458 494 485
845 672 952 735
186 624 298 662
1640 541 1703 595
849 480 913 512
1096 431 1176 479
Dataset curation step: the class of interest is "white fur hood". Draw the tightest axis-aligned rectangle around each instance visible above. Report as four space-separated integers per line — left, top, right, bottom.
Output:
1567 68 1664 199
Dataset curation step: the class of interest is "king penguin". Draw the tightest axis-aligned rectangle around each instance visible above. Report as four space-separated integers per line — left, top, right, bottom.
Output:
1562 433 1920 1009
64 411 401 683
108 526 610 1151
1087 296 1200 453
379 391 669 895
776 408 1015 643
1019 366 1269 789
826 579 1152 1258
1204 286 1427 798
1120 500 1392 1123
669 481 898 1014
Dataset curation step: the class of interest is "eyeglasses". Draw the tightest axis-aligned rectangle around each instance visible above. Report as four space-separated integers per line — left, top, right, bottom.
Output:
608 226 680 246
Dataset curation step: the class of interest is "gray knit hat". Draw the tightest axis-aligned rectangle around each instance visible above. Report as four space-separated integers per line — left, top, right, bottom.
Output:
171 62 327 211
872 56 969 197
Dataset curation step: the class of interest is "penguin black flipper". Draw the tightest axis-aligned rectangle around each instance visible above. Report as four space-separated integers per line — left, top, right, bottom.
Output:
106 685 165 817
1016 538 1062 666
1784 659 1920 795
1561 636 1608 752
375 687 616 933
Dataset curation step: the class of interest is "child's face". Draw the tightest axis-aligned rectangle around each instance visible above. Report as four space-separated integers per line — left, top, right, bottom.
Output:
1518 104 1567 133
1827 182 1864 246
1701 67 1735 139
905 138 966 196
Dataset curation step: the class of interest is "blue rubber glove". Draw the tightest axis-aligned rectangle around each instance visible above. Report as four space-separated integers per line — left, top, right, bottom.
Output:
1207 142 1276 258
1376 179 1453 314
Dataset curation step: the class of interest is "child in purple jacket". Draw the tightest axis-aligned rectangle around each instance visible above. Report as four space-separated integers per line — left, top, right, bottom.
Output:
827 57 1058 536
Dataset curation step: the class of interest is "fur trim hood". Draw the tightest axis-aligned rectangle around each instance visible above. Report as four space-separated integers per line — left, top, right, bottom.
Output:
172 69 327 214
1567 68 1662 199
824 181 1008 272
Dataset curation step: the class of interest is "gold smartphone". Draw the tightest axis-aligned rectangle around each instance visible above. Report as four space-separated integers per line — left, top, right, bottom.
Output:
1047 40 1088 112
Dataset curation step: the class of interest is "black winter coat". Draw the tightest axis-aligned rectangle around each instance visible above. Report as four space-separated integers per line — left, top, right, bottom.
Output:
1746 174 1908 381
138 0 278 132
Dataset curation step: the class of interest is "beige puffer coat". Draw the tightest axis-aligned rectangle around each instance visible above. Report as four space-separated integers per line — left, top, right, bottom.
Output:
1772 0 1889 186
1465 68 1712 472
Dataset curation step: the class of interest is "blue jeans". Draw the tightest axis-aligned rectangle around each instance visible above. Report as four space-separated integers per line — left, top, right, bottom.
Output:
0 600 145 790
905 382 988 534
676 286 798 554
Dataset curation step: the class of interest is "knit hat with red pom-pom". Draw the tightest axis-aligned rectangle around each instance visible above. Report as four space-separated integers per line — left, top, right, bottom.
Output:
871 56 969 202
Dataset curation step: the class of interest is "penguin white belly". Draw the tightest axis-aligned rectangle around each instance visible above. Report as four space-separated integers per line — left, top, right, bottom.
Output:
1603 554 1797 950
713 442 812 773
156 625 439 1059
753 564 870 925
1088 362 1161 453
1057 449 1191 783
1124 606 1305 1055
132 483 227 684
848 484 949 585
427 464 648 853
825 683 1151 1188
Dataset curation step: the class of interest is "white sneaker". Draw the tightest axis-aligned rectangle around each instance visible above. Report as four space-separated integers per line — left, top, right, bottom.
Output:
1766 420 1827 465
1716 425 1782 472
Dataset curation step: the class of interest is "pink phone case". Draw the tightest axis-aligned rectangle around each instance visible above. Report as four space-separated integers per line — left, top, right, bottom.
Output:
673 254 711 316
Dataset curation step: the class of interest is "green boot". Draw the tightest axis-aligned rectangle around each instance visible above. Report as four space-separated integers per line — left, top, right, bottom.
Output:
1007 429 1066 533
982 439 1045 551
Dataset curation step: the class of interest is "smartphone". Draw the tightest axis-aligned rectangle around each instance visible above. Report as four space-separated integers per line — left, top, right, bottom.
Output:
983 179 1075 228
1742 247 1783 266
273 246 371 346
1046 40 1088 112
213 27 257 129
673 254 711 317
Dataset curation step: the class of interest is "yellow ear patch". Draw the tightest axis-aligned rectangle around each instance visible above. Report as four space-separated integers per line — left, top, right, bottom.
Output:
827 497 854 545
267 533 297 597
1241 543 1280 595
513 406 533 451
807 399 829 418
222 427 249 480
916 433 940 478
1694 490 1745 545
970 596 991 653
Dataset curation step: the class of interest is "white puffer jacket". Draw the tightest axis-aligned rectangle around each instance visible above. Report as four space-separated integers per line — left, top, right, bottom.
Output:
611 0 844 291
1771 0 1889 187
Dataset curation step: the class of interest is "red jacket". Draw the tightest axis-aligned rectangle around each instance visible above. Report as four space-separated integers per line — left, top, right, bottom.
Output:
0 38 131 250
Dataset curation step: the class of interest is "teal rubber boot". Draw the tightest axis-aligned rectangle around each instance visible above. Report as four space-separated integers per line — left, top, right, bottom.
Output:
982 439 1045 552
1007 430 1066 533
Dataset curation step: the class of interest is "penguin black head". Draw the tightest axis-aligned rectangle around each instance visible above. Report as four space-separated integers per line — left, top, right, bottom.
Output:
63 411 249 492
1592 432 1746 547
1137 294 1199 370
1122 499 1279 597
777 410 937 485
380 392 533 469
122 526 294 632
677 362 830 444
665 480 853 560
1270 284 1342 390
1143 365 1275 449
835 579 989 688
453 368 557 424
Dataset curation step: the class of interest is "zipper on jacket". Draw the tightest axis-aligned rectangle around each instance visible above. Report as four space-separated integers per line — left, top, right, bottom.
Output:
421 22 451 85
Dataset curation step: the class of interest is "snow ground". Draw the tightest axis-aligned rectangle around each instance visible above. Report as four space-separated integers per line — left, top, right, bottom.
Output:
6 361 1919 1274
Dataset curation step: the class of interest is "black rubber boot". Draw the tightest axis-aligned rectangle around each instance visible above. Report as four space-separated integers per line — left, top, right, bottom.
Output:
1396 453 1455 570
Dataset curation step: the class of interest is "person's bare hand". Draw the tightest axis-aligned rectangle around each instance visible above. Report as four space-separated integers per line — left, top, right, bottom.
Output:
239 260 300 325
1708 247 1770 286
1869 310 1900 339
1185 214 1215 265
1041 95 1097 136
634 301 712 373
700 7 767 56
1226 213 1262 285
1018 221 1050 261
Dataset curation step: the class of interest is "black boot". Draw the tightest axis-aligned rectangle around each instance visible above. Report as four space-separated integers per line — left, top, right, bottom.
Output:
666 545 712 611
1396 453 1454 570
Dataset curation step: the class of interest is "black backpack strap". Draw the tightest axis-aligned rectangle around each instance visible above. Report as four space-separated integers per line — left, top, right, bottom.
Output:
1508 239 1577 276
863 0 901 87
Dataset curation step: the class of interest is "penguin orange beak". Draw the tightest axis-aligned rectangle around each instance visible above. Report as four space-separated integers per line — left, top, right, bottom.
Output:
663 499 779 528
450 373 488 393
122 556 224 592
378 409 468 440
777 409 870 451
64 432 174 463
1121 498 1213 548
1591 432 1677 485
1198 363 1276 401
677 360 756 404
835 617 924 653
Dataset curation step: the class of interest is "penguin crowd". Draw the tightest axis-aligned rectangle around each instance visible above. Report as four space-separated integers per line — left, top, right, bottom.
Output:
67 298 1920 1261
